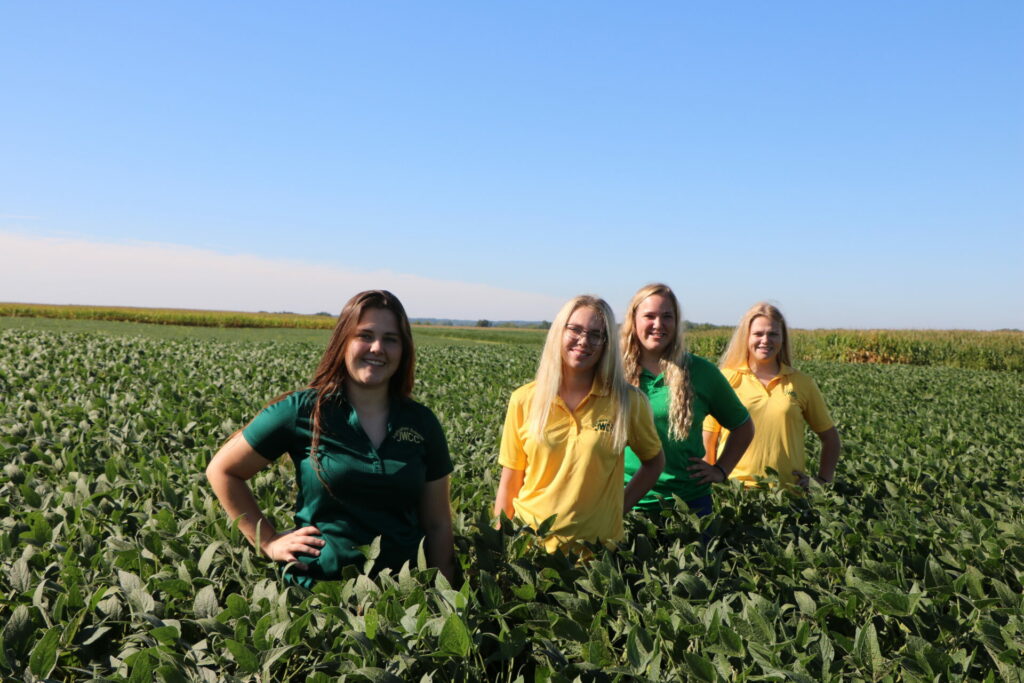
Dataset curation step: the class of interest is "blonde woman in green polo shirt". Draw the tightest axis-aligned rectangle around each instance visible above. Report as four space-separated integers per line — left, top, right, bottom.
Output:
621 283 754 516
206 290 455 585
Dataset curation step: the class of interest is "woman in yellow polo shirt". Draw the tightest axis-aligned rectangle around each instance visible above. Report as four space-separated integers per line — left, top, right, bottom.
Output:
703 302 841 488
493 295 666 553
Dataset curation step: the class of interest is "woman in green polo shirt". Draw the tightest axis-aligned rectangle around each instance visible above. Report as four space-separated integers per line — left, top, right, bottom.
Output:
621 283 754 516
206 290 454 585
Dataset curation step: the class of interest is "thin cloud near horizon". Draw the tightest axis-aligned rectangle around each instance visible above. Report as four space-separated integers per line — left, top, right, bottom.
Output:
0 231 566 320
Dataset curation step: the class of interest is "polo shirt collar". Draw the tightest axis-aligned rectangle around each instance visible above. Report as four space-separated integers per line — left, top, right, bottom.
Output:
639 367 665 386
338 388 404 432
738 362 794 377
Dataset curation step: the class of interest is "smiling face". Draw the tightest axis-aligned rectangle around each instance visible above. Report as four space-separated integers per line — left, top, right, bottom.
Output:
343 307 402 390
633 294 676 358
561 305 606 376
747 315 783 368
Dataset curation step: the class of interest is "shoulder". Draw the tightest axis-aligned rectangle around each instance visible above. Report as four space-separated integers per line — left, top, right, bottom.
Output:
508 381 537 403
258 388 317 416
624 384 653 412
290 387 319 407
785 368 819 389
687 354 723 379
625 383 648 401
689 355 738 384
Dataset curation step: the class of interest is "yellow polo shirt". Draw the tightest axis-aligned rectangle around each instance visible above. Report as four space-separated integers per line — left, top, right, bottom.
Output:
499 381 662 552
703 364 833 486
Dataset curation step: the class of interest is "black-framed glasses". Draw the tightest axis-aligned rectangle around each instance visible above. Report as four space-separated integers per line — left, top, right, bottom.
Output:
564 324 606 346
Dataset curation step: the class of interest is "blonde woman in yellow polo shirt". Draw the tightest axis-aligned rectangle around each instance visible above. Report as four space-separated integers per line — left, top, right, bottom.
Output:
703 303 841 488
493 295 666 553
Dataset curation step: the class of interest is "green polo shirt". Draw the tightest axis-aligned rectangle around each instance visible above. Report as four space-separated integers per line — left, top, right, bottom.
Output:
624 354 749 508
243 389 452 584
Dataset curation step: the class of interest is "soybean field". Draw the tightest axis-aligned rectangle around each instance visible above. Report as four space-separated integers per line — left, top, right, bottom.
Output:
1 320 1022 681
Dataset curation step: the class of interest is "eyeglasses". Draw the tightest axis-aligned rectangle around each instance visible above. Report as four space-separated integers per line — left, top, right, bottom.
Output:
564 324 606 346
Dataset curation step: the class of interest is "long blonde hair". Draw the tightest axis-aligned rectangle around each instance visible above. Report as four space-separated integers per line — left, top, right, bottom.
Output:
719 302 792 370
621 283 694 441
528 295 632 452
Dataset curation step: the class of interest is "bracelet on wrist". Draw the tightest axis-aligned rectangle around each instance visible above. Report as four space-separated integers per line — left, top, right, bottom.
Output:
713 463 727 481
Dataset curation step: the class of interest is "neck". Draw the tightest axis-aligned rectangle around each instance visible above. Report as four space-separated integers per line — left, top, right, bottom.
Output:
748 357 780 376
639 349 663 375
345 381 391 413
561 366 596 394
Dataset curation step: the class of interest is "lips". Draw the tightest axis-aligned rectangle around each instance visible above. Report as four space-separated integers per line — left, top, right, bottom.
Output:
643 330 668 347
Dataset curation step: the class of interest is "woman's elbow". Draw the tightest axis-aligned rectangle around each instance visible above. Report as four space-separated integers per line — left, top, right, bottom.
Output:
647 451 666 476
204 460 222 485
735 418 755 446
421 516 453 538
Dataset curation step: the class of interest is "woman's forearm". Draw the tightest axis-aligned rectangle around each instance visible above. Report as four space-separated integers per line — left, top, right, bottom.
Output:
423 522 455 582
702 429 719 464
817 427 841 482
715 418 754 476
206 468 278 551
493 467 525 521
419 476 455 581
623 451 665 512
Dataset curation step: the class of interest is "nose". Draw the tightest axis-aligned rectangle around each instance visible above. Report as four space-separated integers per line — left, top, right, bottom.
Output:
369 337 383 352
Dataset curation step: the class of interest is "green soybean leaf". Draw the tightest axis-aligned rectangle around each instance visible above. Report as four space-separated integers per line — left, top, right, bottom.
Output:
854 622 884 676
365 607 379 640
438 613 471 657
197 541 222 576
28 626 60 678
193 585 219 619
682 652 718 682
793 591 817 616
226 639 260 673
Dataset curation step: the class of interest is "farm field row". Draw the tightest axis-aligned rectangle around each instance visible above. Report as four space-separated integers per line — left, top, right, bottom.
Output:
3 305 1023 370
0 322 1022 680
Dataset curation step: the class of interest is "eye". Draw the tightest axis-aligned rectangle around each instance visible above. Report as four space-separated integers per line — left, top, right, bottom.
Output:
357 331 373 341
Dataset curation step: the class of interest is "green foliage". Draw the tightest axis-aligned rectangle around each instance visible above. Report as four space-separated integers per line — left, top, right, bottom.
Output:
0 324 1022 680
687 328 1024 371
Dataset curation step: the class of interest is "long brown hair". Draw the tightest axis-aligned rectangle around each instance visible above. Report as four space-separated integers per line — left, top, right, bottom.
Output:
306 290 415 494
620 283 694 441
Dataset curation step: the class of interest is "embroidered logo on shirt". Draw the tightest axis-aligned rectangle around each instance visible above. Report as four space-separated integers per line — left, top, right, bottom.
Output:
392 427 425 444
593 419 612 433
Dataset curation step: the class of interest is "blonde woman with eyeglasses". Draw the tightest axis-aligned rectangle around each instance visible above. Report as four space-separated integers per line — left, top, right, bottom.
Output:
493 295 665 553
621 284 755 516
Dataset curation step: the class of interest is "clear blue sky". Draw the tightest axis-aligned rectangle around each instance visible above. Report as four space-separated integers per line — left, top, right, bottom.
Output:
2 2 1021 328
